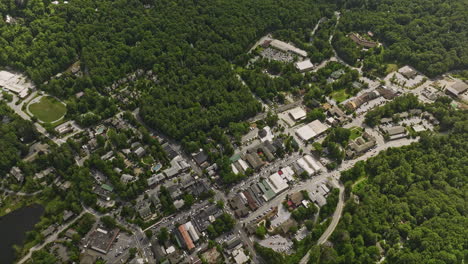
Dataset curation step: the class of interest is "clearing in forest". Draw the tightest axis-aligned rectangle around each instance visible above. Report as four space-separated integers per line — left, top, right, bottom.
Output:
28 96 66 123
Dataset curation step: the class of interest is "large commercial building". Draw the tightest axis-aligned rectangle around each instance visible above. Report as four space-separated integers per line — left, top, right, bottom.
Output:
295 120 329 141
269 39 308 57
267 173 289 194
0 70 34 98
288 107 307 121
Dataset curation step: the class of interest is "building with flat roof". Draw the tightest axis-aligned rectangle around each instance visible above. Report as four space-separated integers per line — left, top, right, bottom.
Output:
303 155 322 172
288 107 307 121
185 221 200 242
295 120 329 141
295 59 314 72
296 157 316 176
87 228 119 254
267 173 289 194
269 39 307 57
258 180 276 201
0 70 34 94
385 126 406 136
384 126 407 140
446 81 468 97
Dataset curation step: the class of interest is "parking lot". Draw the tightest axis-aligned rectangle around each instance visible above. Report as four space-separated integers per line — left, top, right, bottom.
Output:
104 232 135 264
259 235 293 253
355 97 388 115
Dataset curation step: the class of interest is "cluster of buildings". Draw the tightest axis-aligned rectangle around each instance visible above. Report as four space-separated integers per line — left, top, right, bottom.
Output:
151 204 226 261
231 139 282 173
258 37 314 72
308 181 331 207
344 86 398 112
379 109 439 140
230 154 322 218
229 166 293 218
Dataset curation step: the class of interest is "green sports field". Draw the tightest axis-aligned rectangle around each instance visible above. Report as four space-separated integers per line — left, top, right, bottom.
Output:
28 96 66 123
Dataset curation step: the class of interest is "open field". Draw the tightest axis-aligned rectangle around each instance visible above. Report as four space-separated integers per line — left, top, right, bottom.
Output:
331 89 350 103
28 96 66 123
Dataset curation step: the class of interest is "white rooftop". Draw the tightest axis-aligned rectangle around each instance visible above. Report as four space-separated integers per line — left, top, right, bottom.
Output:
296 120 329 141
268 172 289 194
0 71 34 94
413 125 426 132
260 126 274 142
295 59 314 71
303 155 321 172
233 248 249 264
296 158 315 175
288 107 307 121
296 125 316 141
270 39 307 57
280 166 295 182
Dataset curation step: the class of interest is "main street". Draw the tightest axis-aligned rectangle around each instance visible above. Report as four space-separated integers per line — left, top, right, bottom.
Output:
237 133 417 241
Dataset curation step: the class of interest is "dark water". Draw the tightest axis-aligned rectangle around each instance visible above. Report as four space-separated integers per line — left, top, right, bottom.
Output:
0 204 44 264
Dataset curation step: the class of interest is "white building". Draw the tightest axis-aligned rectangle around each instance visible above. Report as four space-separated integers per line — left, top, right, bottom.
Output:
231 164 239 174
267 173 289 194
303 155 321 172
288 107 307 121
270 39 308 57
0 70 34 95
185 221 200 242
237 159 249 171
295 120 329 141
296 158 315 176
279 166 295 182
295 59 314 72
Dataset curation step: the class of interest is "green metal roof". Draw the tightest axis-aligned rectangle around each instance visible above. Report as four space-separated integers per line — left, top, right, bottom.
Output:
258 180 276 201
229 153 241 162
101 184 114 192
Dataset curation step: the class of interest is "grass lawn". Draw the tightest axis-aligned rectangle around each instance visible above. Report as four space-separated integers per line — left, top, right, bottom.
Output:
28 96 66 123
350 127 363 140
330 89 350 103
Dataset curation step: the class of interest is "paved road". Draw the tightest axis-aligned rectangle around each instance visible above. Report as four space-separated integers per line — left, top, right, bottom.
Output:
298 181 344 264
0 187 43 197
17 211 85 264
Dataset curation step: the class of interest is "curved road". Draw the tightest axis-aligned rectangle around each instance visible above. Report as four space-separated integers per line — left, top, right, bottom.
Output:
299 182 344 264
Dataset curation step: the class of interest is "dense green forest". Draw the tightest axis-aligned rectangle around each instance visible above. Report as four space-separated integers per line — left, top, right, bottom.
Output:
309 106 468 263
336 0 468 77
1 0 467 151
0 0 335 151
0 101 37 176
